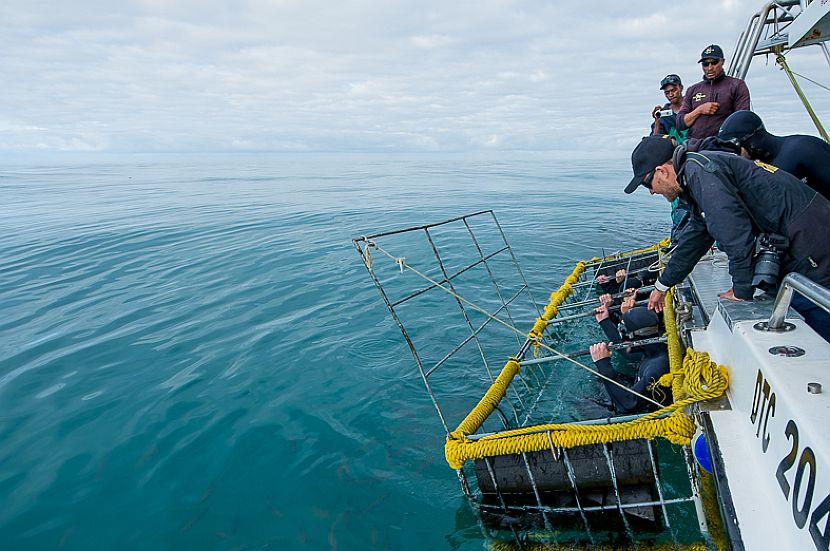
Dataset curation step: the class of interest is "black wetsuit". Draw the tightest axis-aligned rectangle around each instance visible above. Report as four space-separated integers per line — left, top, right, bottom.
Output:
749 133 830 200
593 307 668 414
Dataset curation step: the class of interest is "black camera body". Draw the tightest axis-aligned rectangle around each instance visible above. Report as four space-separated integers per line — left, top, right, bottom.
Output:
752 233 789 292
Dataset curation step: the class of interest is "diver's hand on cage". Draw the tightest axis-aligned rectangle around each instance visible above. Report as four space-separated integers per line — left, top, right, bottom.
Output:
590 342 612 362
615 269 626 283
598 293 613 307
648 289 666 313
596 274 610 284
594 305 609 322
718 288 747 302
624 287 638 297
620 295 637 314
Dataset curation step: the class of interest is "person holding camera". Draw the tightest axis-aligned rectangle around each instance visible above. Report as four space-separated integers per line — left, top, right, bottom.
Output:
676 45 750 139
718 110 830 200
625 135 830 341
651 74 687 142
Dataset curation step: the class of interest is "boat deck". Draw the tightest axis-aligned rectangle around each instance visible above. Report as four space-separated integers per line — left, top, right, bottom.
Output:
687 251 801 326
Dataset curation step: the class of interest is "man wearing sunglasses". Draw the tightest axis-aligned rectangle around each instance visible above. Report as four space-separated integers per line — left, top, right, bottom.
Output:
625 135 830 341
676 45 751 140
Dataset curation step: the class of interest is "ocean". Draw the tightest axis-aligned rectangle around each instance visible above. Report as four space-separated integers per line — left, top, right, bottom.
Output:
0 153 671 549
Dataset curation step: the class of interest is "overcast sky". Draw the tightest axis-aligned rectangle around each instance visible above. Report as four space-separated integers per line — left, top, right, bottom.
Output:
2 0 830 154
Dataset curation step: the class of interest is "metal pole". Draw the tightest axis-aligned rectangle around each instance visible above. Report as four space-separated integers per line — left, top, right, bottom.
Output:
776 53 830 143
518 335 668 366
557 285 654 312
546 299 649 325
764 272 830 330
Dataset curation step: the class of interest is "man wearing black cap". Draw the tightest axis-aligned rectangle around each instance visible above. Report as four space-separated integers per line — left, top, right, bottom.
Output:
651 74 687 141
676 45 750 139
626 135 830 341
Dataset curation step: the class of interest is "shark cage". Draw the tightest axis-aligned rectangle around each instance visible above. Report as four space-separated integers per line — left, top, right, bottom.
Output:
353 211 729 550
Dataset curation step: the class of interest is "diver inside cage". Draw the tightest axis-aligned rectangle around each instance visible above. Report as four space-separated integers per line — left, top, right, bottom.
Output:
589 306 670 414
594 266 657 295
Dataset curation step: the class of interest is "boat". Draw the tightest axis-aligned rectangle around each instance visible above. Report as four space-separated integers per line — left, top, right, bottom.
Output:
353 2 830 549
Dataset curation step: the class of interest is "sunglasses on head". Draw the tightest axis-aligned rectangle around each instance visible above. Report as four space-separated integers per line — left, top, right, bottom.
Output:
701 59 720 67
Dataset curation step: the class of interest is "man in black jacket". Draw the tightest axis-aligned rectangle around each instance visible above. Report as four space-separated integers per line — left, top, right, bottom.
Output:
625 135 830 340
718 110 830 199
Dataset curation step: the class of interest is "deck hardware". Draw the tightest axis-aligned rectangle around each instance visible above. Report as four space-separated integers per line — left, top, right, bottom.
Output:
768 345 805 357
808 382 822 394
765 272 830 332
754 320 796 332
675 301 693 321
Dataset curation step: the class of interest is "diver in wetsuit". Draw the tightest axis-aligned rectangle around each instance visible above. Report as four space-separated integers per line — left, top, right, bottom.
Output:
718 110 830 199
589 307 669 414
594 266 658 295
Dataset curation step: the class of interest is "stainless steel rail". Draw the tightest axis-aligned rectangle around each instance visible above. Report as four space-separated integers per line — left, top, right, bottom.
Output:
767 272 830 330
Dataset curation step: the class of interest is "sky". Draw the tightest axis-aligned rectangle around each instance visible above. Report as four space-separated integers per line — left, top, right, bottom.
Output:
2 0 830 155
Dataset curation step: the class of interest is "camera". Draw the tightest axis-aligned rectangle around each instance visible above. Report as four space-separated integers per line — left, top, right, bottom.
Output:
658 109 674 118
752 233 789 292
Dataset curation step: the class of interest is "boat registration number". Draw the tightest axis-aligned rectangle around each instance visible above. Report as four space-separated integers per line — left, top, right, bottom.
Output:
750 368 830 550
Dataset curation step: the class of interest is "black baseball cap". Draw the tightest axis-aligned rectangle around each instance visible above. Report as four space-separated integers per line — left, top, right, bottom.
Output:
625 136 675 194
659 74 682 89
698 44 724 63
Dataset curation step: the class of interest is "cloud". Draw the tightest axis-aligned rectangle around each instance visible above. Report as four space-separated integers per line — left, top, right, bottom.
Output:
0 0 827 153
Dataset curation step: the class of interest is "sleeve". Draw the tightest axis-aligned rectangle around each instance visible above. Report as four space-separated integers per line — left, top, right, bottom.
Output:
692 169 757 299
657 198 714 288
676 88 694 131
599 318 623 343
802 140 830 192
734 79 751 111
593 357 639 413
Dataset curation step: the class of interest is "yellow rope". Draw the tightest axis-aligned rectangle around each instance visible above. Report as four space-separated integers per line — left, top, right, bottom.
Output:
585 238 670 265
527 262 585 342
444 256 730 470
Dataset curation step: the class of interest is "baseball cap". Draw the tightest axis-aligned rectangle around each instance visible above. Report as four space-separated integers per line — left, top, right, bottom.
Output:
625 136 676 194
659 74 682 89
698 44 724 63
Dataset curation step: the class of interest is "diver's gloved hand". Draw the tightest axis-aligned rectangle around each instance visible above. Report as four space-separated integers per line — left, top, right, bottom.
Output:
589 342 612 362
620 295 637 314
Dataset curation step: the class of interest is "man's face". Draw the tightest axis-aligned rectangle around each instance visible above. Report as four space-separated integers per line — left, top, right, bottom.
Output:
662 84 683 104
701 58 724 80
649 164 681 202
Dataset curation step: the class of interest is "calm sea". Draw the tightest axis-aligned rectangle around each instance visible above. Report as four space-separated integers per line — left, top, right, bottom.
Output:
0 153 670 549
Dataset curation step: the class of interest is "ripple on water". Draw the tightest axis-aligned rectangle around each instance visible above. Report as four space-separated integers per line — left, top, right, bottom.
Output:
0 154 669 549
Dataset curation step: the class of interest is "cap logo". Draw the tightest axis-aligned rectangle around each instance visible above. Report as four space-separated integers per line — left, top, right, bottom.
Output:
693 93 706 102
705 47 714 54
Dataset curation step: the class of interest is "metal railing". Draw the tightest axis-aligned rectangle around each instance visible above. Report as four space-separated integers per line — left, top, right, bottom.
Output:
766 272 830 330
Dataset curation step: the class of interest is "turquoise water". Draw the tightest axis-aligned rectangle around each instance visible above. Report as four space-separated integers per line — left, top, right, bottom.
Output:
0 154 670 549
